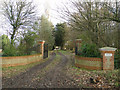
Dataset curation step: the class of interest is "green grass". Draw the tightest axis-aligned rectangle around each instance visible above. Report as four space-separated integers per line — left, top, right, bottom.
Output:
2 57 49 78
58 50 71 55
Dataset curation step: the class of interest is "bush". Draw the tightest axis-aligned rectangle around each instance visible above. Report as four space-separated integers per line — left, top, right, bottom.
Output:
30 51 37 55
78 43 101 58
114 49 120 69
114 59 120 69
115 49 120 59
3 44 17 56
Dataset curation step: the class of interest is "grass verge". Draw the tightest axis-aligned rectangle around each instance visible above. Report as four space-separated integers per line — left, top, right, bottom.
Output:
66 65 119 88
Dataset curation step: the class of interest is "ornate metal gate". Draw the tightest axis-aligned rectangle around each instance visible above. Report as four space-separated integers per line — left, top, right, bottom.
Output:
43 43 48 59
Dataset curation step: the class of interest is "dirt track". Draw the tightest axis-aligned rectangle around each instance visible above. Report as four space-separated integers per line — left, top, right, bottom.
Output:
2 52 80 88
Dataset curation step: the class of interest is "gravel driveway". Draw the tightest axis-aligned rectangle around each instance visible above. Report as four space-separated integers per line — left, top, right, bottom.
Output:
2 52 80 88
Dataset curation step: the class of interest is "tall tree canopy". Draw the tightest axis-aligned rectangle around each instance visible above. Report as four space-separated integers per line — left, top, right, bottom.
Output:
1 0 36 44
18 30 38 55
54 23 66 49
35 15 55 50
58 1 120 49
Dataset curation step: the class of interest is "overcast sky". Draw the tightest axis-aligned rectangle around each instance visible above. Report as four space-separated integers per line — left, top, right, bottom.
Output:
32 0 66 24
0 0 117 35
0 0 69 35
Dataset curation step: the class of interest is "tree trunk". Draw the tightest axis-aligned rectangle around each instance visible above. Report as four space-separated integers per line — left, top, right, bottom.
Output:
11 28 16 45
118 23 120 49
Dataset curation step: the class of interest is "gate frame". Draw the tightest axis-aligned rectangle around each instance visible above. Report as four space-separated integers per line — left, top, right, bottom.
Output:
43 43 48 59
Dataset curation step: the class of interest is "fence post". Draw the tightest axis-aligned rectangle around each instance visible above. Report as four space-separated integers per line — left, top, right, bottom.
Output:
99 47 117 70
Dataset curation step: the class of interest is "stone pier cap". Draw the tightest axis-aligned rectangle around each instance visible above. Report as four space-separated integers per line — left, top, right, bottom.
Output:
99 47 117 51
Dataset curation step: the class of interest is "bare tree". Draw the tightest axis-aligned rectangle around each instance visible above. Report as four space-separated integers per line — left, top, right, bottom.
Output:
101 1 120 49
1 0 36 44
56 0 120 49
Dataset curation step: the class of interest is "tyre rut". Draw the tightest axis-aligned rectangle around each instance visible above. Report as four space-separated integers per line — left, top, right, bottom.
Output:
32 52 80 88
2 53 56 88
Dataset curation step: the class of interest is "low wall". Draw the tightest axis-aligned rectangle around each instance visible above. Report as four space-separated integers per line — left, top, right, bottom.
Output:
75 56 102 70
1 54 42 67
